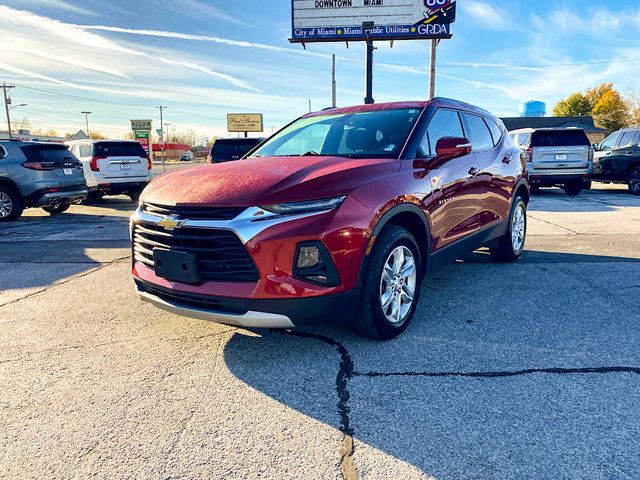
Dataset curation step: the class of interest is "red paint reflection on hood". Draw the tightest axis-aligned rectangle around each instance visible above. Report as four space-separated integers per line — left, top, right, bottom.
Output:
141 156 400 207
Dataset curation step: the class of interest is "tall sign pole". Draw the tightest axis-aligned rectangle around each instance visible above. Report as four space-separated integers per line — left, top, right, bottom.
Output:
331 54 337 108
429 39 439 100
156 106 167 173
2 83 15 139
364 37 375 105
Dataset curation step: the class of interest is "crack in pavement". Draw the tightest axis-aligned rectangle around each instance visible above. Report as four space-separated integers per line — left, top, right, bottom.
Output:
276 329 358 480
527 213 580 234
0 255 131 310
353 366 640 379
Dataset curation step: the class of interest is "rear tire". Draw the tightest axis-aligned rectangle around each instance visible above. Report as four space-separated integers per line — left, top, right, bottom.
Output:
351 226 422 340
82 191 104 204
490 196 527 263
628 167 640 196
563 182 583 196
128 189 142 202
42 203 70 215
0 186 23 222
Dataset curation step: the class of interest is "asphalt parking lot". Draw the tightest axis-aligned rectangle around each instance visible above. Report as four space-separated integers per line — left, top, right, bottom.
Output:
1 181 639 479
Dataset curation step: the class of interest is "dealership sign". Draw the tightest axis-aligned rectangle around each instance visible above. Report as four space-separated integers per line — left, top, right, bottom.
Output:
290 0 456 42
131 119 152 154
130 119 152 131
227 114 264 133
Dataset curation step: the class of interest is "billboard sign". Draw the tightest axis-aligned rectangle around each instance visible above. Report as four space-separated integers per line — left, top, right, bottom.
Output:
130 119 152 131
227 113 264 133
290 0 456 43
134 130 150 154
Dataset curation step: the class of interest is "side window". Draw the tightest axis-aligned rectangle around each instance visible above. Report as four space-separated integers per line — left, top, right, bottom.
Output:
618 131 637 149
420 108 464 156
600 132 622 151
634 132 640 147
79 144 93 157
462 113 494 151
486 119 504 147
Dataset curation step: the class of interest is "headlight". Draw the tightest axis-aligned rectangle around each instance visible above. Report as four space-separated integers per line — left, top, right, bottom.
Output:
260 195 346 215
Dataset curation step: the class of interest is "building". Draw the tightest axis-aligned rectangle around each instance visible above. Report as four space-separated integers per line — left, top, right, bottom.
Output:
152 143 191 161
500 116 608 144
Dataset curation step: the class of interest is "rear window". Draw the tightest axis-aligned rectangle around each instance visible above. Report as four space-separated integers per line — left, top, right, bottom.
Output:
21 145 76 163
531 130 590 147
95 142 146 158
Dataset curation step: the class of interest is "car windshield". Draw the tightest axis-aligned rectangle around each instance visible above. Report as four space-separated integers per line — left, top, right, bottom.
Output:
250 108 422 159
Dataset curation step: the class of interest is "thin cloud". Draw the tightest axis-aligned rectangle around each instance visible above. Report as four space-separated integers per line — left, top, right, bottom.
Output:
461 1 512 30
159 0 244 25
11 0 96 16
157 57 261 92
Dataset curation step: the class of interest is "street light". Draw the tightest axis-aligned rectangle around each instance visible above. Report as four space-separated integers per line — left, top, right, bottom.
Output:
81 111 92 136
9 103 28 111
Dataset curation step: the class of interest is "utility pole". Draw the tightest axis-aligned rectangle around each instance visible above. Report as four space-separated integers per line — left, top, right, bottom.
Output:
308 99 312 113
331 54 337 108
429 39 440 100
81 111 92 136
156 106 167 173
2 83 15 139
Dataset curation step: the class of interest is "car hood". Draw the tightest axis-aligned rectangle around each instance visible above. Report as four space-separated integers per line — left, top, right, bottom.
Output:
141 155 399 207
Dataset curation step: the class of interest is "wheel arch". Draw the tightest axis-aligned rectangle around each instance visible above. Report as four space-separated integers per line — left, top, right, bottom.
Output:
0 177 21 196
368 203 431 273
513 178 530 206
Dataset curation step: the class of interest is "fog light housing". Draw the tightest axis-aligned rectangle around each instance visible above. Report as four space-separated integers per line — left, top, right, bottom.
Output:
297 245 321 268
293 241 340 287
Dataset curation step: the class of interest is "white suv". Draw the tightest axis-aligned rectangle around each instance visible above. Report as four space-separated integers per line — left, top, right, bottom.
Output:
67 140 153 202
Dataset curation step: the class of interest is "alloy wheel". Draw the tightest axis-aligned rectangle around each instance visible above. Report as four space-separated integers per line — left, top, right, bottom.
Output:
511 203 526 253
379 245 417 325
0 191 13 219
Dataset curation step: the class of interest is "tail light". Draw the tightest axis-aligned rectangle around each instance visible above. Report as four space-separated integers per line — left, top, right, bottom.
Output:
524 147 533 163
588 146 594 162
22 161 56 170
90 155 106 172
147 155 152 170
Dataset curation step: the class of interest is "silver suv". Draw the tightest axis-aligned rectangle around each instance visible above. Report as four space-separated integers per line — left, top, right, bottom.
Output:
0 141 87 221
510 128 593 195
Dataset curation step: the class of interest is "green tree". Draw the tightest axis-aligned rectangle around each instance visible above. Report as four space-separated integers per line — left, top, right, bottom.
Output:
552 92 592 117
554 83 630 132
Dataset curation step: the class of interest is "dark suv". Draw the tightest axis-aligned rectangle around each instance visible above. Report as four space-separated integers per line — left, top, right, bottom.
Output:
207 138 264 163
0 141 87 221
593 127 640 195
131 99 529 339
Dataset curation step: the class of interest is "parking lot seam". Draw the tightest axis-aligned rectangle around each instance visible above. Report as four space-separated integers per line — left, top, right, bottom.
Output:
0 254 130 309
275 330 358 480
353 366 640 379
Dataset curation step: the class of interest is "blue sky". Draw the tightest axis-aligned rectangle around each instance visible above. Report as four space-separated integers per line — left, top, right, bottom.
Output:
1 0 639 140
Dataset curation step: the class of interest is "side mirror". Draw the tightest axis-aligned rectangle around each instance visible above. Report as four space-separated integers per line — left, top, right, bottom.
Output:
592 143 599 151
435 137 472 160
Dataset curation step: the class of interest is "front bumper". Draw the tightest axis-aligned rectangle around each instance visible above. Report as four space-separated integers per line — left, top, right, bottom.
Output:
135 279 358 328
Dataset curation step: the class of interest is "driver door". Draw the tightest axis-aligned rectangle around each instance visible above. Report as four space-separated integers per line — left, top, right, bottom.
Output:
419 108 480 251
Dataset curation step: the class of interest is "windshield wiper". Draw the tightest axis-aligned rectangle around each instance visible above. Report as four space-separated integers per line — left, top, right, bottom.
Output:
300 151 321 156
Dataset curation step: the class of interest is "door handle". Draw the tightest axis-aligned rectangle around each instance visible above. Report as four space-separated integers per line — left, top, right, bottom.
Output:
468 166 479 175
502 156 512 164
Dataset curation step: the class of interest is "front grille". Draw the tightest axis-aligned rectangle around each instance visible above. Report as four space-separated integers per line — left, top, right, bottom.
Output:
136 280 249 314
133 223 259 282
142 202 245 221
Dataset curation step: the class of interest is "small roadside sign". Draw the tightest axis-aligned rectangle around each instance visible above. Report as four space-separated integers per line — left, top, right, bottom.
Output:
227 113 264 133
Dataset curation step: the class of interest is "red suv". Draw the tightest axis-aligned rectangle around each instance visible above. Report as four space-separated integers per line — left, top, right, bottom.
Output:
131 99 528 339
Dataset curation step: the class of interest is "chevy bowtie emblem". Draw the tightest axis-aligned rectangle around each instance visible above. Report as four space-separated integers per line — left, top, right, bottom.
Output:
158 216 182 231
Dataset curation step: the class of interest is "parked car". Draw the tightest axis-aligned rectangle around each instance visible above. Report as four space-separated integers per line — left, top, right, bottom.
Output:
207 138 264 163
510 127 592 195
0 140 87 221
179 151 194 162
66 140 153 202
131 99 529 340
592 127 640 195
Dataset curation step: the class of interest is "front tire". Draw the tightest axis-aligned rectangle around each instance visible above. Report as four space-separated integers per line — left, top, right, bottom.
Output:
352 226 422 340
0 186 23 222
629 167 640 196
490 196 527 263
